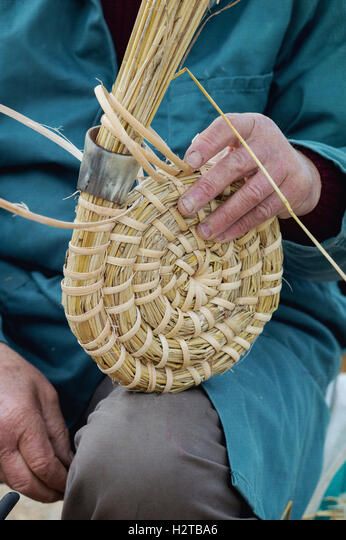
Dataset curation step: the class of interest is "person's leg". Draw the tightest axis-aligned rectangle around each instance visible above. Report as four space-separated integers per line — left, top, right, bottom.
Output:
62 381 254 520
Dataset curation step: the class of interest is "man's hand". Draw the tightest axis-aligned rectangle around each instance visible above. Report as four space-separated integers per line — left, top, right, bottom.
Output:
0 343 72 502
178 113 321 241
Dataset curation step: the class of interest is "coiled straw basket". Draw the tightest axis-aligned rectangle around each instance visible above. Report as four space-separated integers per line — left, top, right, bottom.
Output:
61 0 283 393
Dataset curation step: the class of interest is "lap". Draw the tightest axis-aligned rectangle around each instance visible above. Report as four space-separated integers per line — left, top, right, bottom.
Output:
62 379 254 520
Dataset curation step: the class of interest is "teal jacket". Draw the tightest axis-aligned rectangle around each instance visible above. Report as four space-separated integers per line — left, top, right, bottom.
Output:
0 0 345 519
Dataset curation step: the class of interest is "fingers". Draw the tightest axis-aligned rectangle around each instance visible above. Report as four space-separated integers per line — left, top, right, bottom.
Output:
0 393 69 502
216 192 285 241
0 348 70 502
178 145 260 216
184 113 258 169
195 169 286 239
216 163 315 241
18 412 68 494
39 387 72 468
0 448 61 503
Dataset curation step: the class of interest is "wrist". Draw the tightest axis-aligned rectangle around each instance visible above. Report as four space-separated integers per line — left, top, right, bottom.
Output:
280 147 346 246
295 149 322 215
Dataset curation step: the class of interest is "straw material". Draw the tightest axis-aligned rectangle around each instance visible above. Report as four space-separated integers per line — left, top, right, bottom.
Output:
61 0 283 392
62 175 282 392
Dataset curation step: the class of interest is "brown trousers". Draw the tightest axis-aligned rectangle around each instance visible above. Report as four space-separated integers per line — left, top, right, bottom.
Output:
62 378 255 520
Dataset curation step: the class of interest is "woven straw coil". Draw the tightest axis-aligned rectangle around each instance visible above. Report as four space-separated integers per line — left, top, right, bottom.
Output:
62 92 283 392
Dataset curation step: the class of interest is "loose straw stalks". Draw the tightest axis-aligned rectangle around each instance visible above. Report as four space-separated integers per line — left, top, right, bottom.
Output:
97 0 211 153
0 104 83 161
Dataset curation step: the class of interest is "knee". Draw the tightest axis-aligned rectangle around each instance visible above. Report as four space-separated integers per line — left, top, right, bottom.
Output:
63 389 214 519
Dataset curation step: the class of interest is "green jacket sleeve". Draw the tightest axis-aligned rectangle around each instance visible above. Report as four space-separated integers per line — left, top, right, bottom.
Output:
265 0 346 282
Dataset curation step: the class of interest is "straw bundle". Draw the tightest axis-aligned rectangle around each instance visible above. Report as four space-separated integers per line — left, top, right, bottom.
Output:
61 0 283 392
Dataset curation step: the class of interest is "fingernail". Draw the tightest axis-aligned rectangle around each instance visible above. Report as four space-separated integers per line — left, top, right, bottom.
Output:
185 150 203 169
198 222 212 239
179 196 195 214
